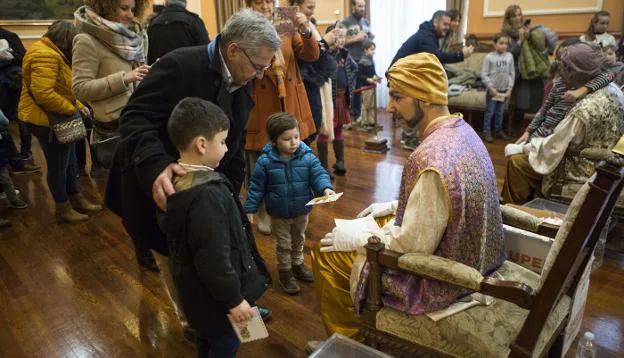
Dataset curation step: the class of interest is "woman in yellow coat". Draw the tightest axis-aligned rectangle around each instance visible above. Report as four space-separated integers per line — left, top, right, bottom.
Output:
245 0 320 235
18 21 101 223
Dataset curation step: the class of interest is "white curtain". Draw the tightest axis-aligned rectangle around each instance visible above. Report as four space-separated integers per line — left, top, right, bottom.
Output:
370 0 447 107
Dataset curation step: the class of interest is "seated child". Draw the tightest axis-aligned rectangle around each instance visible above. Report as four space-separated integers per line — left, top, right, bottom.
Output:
515 39 614 144
603 45 624 86
357 40 382 131
162 97 270 357
244 112 334 295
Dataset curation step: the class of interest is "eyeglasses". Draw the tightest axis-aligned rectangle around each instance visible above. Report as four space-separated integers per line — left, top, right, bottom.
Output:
240 47 271 73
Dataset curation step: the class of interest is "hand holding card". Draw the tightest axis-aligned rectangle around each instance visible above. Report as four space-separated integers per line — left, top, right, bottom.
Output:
227 306 269 343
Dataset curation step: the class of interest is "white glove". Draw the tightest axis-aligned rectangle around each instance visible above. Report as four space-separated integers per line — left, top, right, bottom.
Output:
356 200 398 218
319 225 383 252
504 143 524 157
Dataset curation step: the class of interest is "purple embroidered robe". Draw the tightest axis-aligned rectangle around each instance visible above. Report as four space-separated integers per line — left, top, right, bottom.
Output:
355 117 506 315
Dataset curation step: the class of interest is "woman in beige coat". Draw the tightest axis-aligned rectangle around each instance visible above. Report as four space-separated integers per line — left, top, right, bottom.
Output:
72 0 149 170
73 1 158 272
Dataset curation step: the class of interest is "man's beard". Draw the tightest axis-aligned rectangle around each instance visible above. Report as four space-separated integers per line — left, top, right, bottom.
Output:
401 102 423 129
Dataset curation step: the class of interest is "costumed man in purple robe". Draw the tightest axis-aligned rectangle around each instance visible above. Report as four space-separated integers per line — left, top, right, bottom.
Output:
306 52 506 351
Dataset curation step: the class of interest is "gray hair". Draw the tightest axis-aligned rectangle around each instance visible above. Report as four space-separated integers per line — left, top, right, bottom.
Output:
432 10 449 21
166 0 187 6
221 9 281 56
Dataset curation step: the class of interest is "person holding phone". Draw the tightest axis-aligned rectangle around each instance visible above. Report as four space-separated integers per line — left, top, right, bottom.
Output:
501 5 545 136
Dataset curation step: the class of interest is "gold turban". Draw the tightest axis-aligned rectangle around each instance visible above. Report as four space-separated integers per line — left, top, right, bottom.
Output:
386 53 448 105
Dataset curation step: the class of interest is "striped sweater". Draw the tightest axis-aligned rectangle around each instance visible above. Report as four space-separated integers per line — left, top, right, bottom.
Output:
528 72 613 138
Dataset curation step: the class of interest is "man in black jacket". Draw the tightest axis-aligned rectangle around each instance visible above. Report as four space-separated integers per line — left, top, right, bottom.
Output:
104 9 280 296
390 10 473 67
147 0 210 65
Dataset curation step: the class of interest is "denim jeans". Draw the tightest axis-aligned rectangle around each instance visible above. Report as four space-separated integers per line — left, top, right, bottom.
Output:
196 329 240 358
483 93 506 133
28 124 80 203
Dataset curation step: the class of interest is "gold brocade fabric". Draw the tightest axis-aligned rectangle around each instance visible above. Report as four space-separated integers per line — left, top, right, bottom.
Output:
310 215 394 337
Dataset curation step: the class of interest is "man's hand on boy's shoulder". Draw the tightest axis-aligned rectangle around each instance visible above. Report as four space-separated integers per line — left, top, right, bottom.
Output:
152 163 187 211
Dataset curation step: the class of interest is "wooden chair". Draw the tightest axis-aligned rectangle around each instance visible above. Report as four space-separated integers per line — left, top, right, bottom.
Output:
357 149 624 357
547 145 624 253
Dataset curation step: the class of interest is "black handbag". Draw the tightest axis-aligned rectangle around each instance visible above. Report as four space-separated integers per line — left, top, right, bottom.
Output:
47 110 87 144
90 120 119 169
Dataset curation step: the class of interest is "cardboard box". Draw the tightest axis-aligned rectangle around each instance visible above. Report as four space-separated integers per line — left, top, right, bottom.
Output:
504 224 553 274
503 224 593 357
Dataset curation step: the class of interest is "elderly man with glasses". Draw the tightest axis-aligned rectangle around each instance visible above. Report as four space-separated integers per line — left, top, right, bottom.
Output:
104 9 281 332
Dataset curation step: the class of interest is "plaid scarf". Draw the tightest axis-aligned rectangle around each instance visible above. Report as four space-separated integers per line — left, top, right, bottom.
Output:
74 6 147 65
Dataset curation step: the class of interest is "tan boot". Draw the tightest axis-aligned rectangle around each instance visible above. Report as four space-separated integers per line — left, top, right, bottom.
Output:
70 194 102 214
56 201 89 222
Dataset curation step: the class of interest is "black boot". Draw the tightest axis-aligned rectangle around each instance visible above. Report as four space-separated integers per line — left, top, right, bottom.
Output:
278 270 301 295
292 264 315 282
317 142 334 180
332 139 346 176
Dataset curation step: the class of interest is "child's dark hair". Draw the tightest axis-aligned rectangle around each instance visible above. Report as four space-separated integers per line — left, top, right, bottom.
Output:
492 32 508 44
266 112 299 143
168 97 230 151
602 44 616 53
363 39 375 50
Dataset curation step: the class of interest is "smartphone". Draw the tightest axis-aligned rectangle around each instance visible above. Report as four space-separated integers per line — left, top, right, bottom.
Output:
523 19 531 27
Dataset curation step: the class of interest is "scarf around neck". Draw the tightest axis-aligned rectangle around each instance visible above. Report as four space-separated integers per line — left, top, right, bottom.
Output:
74 5 147 65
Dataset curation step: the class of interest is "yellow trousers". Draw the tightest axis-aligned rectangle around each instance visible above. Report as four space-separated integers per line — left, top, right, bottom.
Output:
311 247 360 338
502 154 543 205
311 216 394 338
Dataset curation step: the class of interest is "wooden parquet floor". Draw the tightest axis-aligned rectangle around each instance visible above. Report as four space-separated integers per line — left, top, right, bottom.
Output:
1 112 622 357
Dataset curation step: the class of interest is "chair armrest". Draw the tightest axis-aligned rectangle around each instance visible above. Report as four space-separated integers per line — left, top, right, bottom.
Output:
397 253 483 291
501 205 543 233
397 253 536 309
366 238 537 310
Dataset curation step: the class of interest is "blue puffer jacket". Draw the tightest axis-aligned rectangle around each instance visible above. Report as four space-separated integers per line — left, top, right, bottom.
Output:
244 142 333 218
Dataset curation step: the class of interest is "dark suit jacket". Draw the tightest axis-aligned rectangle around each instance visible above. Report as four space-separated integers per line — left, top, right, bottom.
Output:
105 35 253 254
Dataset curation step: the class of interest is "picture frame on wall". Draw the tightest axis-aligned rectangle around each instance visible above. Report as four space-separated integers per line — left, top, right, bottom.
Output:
0 0 84 25
483 0 604 17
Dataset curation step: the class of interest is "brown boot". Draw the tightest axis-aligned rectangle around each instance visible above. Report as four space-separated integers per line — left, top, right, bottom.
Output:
278 270 300 295
292 264 315 282
56 201 89 222
70 194 102 215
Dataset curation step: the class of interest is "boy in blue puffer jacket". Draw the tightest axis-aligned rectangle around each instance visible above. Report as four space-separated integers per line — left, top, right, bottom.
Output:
244 112 335 295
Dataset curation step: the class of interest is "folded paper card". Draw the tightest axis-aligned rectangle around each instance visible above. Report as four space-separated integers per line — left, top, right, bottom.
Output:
306 192 343 206
227 306 269 343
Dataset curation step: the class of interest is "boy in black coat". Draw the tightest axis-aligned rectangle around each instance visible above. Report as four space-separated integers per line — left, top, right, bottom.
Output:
161 98 270 357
